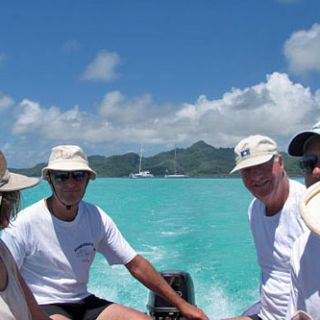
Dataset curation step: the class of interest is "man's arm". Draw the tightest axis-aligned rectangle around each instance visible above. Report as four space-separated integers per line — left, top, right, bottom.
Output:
125 254 208 320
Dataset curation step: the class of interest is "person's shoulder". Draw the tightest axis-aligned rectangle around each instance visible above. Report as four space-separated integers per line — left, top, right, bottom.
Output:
80 200 102 212
248 197 265 221
3 199 47 231
249 197 263 211
79 201 114 231
17 199 46 219
80 201 110 219
289 179 306 192
22 198 45 210
287 180 306 204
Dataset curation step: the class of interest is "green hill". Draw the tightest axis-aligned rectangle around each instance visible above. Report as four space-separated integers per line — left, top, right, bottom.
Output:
10 140 302 177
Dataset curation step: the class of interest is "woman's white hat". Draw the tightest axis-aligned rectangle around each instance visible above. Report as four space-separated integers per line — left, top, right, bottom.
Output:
41 145 96 180
0 151 40 192
300 181 320 237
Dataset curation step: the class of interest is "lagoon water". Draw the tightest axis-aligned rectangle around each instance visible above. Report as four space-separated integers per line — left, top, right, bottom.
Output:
21 177 301 319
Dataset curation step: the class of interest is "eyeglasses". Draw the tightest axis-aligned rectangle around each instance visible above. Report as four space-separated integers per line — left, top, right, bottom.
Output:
50 171 88 183
299 154 319 174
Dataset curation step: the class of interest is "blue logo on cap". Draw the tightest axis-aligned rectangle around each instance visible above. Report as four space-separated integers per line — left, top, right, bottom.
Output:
240 149 250 158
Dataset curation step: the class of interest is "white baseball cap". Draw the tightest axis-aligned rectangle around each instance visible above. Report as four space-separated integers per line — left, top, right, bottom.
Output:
230 135 278 174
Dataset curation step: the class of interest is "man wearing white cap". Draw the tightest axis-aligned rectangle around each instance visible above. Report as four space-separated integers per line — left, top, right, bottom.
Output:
229 135 307 320
2 145 208 320
286 122 320 319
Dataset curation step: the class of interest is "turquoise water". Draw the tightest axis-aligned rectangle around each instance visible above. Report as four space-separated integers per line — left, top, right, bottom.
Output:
21 178 276 319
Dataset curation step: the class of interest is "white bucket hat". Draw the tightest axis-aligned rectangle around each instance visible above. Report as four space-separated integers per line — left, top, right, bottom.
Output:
230 135 278 173
300 180 320 237
288 121 320 156
41 145 96 180
0 151 40 192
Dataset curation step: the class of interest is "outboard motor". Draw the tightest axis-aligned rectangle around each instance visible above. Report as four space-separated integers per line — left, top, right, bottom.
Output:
147 270 195 320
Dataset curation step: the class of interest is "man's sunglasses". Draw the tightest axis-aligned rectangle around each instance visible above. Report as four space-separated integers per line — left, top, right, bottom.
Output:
299 154 319 174
50 171 88 183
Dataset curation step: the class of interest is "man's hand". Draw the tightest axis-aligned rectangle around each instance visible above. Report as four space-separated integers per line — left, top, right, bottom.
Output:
126 255 209 320
178 300 209 320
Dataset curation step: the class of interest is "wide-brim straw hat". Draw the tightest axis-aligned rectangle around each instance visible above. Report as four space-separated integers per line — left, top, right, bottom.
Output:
0 151 40 192
300 181 320 237
41 145 96 180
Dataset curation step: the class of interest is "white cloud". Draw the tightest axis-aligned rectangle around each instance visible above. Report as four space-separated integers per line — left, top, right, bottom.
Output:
98 90 155 125
81 50 120 82
0 94 14 111
9 72 320 157
284 23 320 75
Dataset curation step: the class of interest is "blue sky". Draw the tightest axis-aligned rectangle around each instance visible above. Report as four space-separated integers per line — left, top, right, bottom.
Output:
1 0 320 167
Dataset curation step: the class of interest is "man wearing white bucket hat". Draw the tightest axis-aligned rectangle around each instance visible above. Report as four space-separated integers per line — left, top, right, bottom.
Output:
286 121 320 319
0 150 51 319
229 135 307 320
2 145 208 320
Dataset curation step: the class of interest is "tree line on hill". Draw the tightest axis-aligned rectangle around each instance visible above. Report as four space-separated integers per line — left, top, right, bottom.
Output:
10 140 302 178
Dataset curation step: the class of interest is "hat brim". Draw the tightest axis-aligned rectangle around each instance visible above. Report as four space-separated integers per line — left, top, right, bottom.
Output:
300 180 320 237
288 131 316 156
0 172 40 192
230 154 274 174
42 163 96 180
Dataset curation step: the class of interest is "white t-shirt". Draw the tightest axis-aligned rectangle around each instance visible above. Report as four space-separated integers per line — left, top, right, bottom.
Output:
286 231 320 320
249 179 307 320
0 240 32 320
1 199 137 305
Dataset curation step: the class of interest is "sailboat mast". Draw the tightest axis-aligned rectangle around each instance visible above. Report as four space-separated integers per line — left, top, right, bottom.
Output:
139 146 143 173
173 147 177 174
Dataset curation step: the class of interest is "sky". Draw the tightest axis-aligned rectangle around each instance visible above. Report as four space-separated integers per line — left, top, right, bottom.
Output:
1 0 320 168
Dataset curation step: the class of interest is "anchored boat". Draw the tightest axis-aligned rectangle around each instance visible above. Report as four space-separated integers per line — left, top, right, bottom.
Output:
130 146 154 178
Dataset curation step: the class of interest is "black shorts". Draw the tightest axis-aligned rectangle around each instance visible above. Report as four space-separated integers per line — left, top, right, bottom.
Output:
248 315 262 320
40 294 113 320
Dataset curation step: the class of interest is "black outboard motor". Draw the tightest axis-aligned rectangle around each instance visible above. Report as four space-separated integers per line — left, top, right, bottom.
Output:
147 270 195 320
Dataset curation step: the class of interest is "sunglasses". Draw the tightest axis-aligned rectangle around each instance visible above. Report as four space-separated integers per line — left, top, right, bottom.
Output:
299 154 319 174
50 171 88 183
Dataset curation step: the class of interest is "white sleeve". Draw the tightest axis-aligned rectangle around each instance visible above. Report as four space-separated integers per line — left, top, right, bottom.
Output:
1 220 27 269
96 210 137 265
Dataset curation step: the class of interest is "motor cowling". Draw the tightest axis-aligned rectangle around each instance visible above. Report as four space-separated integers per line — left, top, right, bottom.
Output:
147 270 195 320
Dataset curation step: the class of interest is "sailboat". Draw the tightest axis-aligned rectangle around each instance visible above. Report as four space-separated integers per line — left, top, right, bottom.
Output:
129 146 154 178
165 146 187 178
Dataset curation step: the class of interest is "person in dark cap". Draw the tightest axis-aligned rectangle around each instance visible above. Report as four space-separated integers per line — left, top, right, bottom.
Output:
229 135 307 320
2 145 208 320
0 150 50 319
286 122 320 319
